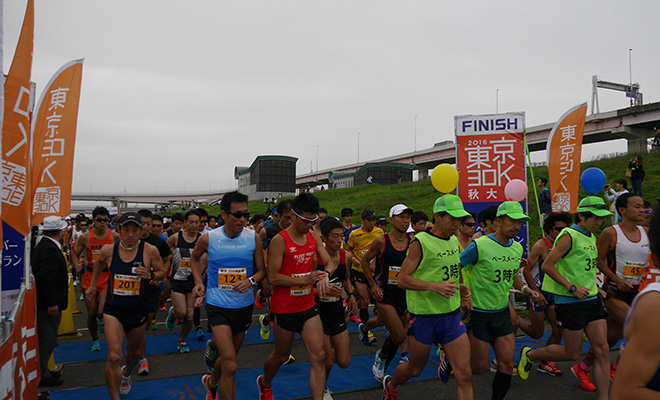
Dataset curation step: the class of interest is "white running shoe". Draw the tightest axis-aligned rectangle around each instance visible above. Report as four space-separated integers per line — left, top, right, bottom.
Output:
119 366 132 395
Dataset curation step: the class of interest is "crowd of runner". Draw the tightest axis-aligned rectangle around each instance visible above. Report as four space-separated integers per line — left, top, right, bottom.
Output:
60 188 660 400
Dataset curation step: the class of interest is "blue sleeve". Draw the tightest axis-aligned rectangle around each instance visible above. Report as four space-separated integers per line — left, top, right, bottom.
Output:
460 240 478 266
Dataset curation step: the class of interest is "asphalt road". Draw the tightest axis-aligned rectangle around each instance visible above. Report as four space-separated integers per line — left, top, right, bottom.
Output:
45 291 613 399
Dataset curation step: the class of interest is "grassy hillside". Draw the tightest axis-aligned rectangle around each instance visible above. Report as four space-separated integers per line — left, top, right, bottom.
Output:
199 150 659 243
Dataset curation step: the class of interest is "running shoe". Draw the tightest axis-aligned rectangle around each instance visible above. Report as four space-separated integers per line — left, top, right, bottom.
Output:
368 331 377 345
438 353 452 383
151 320 158 330
517 347 533 381
255 289 264 309
178 341 191 353
257 375 273 400
283 354 296 365
343 303 350 323
570 364 596 391
490 358 517 375
537 361 562 377
610 364 617 381
80 293 84 301
119 366 132 395
98 318 105 334
205 339 218 372
138 359 149 376
259 315 270 341
437 346 444 358
323 386 333 400
398 351 409 364
358 323 370 345
73 279 79 287
196 327 206 341
348 315 361 323
166 306 175 331
160 306 167 312
384 327 389 339
90 339 101 352
382 375 399 400
373 351 386 382
202 374 217 400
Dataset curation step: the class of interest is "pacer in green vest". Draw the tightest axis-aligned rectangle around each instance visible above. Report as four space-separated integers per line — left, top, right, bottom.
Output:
382 195 473 400
518 196 612 400
460 201 540 400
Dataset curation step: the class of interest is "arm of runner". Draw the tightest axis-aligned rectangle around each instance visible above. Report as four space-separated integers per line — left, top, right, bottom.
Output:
597 227 633 291
542 234 589 299
191 234 209 298
72 233 87 273
343 249 358 315
85 244 112 300
513 275 540 302
523 241 548 307
398 240 458 299
166 233 177 251
138 243 164 281
360 236 384 300
311 230 331 296
611 292 660 400
111 231 120 243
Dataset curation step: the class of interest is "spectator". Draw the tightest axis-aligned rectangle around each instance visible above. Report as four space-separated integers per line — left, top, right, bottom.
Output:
628 155 645 196
537 178 552 219
33 216 69 387
604 179 629 225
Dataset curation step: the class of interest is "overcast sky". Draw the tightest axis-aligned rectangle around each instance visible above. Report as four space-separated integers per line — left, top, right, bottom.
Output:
4 1 659 195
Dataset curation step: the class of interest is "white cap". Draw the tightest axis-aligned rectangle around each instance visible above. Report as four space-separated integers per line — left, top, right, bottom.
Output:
389 204 414 217
42 216 67 231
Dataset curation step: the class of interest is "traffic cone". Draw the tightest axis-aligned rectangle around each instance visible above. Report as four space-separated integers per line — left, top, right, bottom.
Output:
47 353 63 375
58 275 82 338
66 273 82 315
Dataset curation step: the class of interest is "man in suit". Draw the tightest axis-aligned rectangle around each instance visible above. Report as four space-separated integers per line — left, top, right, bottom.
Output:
33 216 69 387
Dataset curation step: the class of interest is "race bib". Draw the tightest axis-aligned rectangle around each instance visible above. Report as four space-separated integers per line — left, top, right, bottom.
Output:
319 282 342 303
179 258 191 271
291 273 312 296
623 261 647 284
113 274 141 296
388 266 401 285
218 268 247 290
92 250 101 262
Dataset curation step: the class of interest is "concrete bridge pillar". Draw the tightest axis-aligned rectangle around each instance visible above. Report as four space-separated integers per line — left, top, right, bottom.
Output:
612 126 655 154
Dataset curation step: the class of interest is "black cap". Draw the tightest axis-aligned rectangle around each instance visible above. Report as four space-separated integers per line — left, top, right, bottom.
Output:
361 210 376 220
119 212 142 227
376 216 388 224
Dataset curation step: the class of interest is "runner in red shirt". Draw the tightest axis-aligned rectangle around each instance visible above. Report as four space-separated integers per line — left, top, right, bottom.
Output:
257 192 335 400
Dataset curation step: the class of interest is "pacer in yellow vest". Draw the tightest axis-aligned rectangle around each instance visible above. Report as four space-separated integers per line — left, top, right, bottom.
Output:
382 195 473 400
518 196 612 400
461 201 540 400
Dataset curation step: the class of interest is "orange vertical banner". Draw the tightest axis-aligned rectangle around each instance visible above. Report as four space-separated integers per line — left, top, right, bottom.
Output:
31 59 84 225
2 0 34 237
547 103 588 214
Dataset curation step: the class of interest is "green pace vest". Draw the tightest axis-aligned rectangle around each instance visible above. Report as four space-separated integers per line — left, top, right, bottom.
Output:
407 232 461 315
468 236 523 311
542 227 598 297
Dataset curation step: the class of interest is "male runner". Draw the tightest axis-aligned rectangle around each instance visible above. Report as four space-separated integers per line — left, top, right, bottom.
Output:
567 193 649 390
166 209 201 352
191 191 267 400
346 209 384 344
340 208 354 237
72 206 119 351
151 214 168 240
611 202 660 398
518 196 612 400
165 212 184 237
257 192 334 400
382 195 473 400
317 217 357 400
461 202 539 400
360 204 414 382
409 211 428 236
85 212 165 400
456 212 476 251
521 212 571 378
136 209 172 375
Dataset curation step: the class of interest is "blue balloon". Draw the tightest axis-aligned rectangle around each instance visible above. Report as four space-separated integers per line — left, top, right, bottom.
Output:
580 167 607 195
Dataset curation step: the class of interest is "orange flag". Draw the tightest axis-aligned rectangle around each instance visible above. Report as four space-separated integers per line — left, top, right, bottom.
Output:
546 103 588 214
2 0 34 237
31 59 84 225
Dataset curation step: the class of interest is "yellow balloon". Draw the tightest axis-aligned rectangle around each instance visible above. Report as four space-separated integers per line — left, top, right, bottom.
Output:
431 164 459 193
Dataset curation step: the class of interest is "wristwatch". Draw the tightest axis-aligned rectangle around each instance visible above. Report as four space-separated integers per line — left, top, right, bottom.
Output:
249 276 257 285
150 271 155 281
569 285 577 293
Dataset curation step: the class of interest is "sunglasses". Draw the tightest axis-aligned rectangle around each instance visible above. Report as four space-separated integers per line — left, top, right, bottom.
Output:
228 210 250 219
462 222 476 227
95 218 110 223
292 210 319 223
152 224 163 228
552 226 564 232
